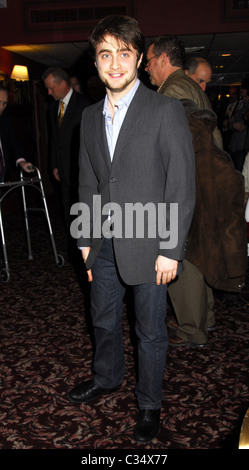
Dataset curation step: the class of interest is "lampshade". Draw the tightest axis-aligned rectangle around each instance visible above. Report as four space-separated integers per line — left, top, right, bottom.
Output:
11 65 29 81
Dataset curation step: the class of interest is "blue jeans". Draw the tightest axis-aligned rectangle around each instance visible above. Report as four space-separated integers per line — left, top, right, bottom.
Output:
90 238 168 409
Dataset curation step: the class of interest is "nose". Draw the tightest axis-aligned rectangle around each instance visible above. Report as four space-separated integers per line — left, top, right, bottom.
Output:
145 61 150 73
110 54 120 69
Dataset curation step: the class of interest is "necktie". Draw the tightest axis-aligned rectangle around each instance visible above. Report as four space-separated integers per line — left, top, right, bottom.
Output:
58 100 64 127
0 143 5 182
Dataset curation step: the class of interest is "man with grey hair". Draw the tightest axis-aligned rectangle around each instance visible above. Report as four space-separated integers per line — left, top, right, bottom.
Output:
43 67 89 253
146 35 219 348
146 36 222 148
185 56 212 92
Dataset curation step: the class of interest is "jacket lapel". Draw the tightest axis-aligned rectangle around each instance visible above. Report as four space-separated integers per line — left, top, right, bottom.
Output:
91 83 148 173
94 105 112 172
111 83 147 168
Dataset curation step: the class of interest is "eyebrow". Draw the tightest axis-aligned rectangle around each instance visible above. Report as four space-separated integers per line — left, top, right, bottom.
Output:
97 46 131 55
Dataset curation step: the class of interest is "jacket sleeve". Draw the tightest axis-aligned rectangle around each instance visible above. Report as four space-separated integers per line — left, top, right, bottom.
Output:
77 108 99 248
157 98 196 262
220 169 247 278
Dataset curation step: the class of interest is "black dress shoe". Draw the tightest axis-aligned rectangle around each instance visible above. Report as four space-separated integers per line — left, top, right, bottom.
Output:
169 335 207 348
134 409 161 444
68 379 121 404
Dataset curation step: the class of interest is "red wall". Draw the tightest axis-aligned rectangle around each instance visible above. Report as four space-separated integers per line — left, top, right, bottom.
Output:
1 0 249 79
0 47 45 78
0 0 249 47
137 0 249 36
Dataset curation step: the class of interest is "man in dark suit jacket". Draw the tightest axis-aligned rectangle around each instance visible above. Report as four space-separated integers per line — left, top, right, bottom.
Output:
0 87 33 183
68 16 196 444
42 68 89 233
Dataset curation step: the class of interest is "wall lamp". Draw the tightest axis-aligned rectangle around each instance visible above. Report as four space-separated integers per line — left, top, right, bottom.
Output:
10 65 29 81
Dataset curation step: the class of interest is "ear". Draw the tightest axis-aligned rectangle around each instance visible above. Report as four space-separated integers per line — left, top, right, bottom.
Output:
137 53 143 69
159 52 168 67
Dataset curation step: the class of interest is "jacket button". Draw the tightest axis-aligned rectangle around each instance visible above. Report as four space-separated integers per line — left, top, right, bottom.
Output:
110 177 118 183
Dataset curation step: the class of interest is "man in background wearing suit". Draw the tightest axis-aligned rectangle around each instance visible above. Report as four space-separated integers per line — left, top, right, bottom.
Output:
0 87 33 183
68 16 196 444
42 68 89 256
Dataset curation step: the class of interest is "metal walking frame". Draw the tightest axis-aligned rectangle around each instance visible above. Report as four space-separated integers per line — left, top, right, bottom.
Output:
0 166 64 282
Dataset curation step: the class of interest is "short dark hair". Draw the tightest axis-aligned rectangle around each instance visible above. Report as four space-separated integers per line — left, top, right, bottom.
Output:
42 67 69 84
89 15 145 60
185 56 211 74
149 35 186 68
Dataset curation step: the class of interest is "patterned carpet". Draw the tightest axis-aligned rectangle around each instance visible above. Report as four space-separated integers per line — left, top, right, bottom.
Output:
0 190 249 458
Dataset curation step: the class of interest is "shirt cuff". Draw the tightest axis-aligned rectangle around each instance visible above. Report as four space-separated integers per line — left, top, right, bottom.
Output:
16 158 26 165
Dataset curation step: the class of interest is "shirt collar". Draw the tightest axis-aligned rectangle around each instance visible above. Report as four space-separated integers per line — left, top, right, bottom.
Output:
61 87 73 106
103 79 140 117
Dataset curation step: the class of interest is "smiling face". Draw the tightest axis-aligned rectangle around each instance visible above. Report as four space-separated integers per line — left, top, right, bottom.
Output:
95 34 143 98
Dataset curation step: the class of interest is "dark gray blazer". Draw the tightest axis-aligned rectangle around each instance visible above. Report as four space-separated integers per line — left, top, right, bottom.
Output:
48 90 89 195
78 82 196 285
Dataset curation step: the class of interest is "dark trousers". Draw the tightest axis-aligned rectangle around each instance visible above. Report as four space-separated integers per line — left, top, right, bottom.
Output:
90 237 168 410
231 150 246 172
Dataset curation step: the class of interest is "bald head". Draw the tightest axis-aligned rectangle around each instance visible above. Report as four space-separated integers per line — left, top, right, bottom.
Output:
185 57 212 91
